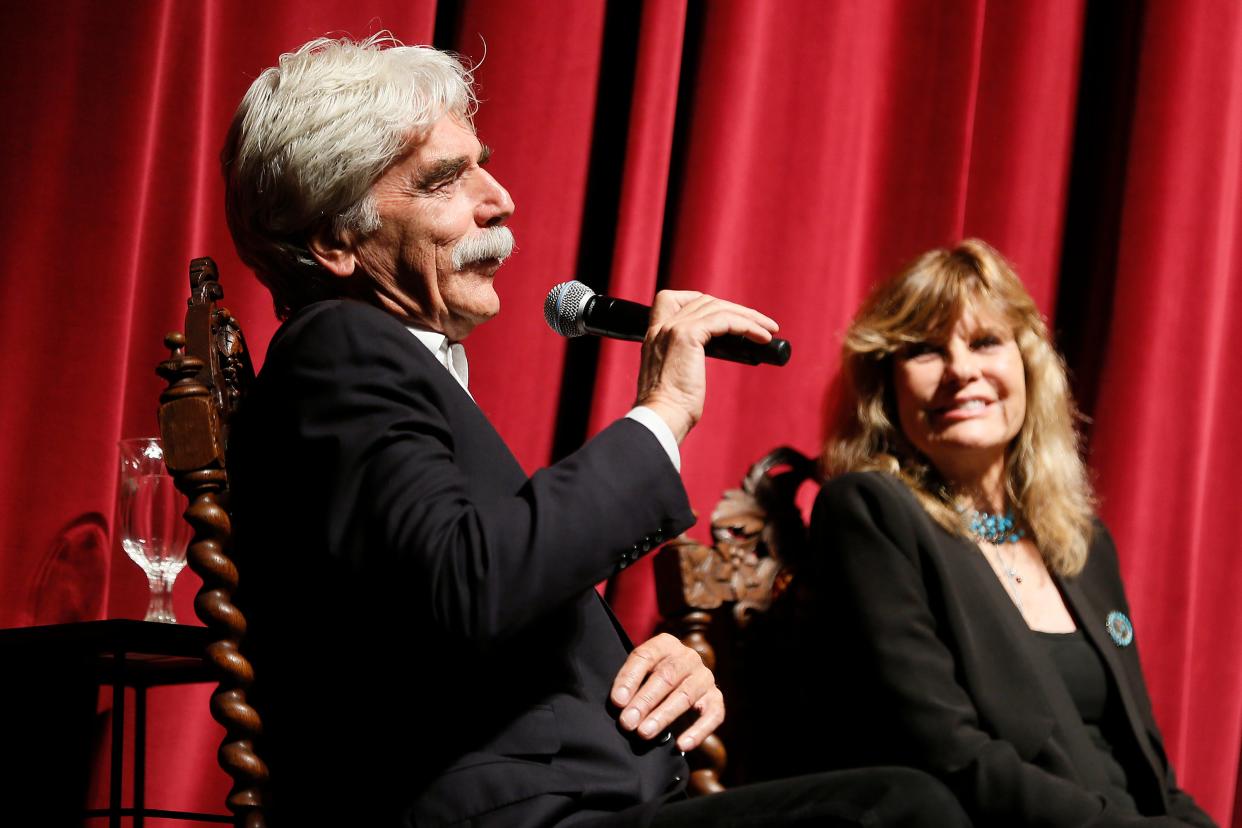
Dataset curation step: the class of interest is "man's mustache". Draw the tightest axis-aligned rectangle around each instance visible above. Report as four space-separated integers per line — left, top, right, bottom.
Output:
452 226 515 271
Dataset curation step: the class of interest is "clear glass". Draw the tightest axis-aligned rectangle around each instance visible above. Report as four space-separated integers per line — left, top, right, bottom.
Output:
117 437 191 623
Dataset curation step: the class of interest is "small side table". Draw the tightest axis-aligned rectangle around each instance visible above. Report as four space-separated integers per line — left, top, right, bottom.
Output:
0 619 230 826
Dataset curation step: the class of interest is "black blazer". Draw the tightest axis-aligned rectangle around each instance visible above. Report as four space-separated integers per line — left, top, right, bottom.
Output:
799 471 1214 827
228 300 695 827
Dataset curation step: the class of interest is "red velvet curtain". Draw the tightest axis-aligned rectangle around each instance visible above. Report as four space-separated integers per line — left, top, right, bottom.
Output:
2 0 1239 823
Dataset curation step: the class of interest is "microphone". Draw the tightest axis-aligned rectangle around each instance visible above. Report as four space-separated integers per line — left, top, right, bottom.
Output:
543 280 791 367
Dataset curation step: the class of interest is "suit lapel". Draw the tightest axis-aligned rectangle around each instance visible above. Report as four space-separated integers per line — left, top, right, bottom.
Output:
403 333 528 490
595 590 635 651
1056 575 1164 790
943 534 1064 761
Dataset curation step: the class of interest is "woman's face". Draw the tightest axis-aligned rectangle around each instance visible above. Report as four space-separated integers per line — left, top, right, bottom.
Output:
892 306 1026 484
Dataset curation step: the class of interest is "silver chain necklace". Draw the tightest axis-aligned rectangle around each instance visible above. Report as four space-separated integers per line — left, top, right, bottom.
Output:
989 542 1024 611
963 508 1026 611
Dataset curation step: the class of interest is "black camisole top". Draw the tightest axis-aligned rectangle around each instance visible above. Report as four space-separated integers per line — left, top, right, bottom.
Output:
1035 629 1138 813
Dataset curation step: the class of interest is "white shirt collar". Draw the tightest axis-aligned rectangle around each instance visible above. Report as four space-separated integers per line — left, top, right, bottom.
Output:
405 325 471 396
405 326 678 470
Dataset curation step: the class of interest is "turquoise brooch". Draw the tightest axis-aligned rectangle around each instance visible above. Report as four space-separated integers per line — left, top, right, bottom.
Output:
1105 611 1134 647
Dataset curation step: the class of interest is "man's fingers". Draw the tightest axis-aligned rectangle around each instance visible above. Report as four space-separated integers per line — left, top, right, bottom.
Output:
610 633 724 745
648 298 779 349
680 307 778 343
610 633 680 707
676 686 726 751
635 290 783 442
649 291 779 337
667 297 779 336
632 666 715 740
647 290 706 326
611 633 695 725
621 672 676 734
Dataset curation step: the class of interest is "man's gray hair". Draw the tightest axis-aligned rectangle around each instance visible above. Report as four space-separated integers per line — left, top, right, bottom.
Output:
222 33 478 318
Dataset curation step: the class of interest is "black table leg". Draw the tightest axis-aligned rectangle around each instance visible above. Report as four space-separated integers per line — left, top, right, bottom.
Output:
109 652 125 828
135 683 146 828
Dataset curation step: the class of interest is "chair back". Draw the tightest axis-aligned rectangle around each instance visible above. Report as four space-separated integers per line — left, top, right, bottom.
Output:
654 446 819 793
157 257 267 828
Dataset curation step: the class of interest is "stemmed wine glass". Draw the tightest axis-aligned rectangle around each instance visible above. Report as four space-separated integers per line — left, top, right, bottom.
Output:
117 437 192 623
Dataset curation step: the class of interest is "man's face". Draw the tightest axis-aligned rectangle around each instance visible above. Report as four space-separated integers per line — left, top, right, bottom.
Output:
351 115 515 339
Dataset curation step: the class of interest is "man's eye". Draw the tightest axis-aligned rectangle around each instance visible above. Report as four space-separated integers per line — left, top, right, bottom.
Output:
416 179 456 198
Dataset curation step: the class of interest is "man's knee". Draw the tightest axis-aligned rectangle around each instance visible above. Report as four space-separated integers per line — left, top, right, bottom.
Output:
860 766 969 827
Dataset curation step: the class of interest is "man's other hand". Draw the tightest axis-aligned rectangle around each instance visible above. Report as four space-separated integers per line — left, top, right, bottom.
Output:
635 291 778 443
609 632 725 752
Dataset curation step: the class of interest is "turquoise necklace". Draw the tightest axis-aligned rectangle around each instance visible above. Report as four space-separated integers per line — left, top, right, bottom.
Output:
966 509 1025 545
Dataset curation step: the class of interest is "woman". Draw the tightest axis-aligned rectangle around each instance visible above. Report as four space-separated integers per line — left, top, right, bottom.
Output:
803 239 1215 826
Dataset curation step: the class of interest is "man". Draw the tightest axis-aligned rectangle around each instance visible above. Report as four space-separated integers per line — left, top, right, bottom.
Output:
222 34 969 827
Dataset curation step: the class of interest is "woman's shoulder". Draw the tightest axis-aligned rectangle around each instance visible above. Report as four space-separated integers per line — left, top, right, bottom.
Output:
1078 516 1122 579
811 469 934 545
815 469 921 514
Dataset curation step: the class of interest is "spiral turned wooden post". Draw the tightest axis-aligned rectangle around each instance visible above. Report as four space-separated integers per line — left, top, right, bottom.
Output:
157 260 267 828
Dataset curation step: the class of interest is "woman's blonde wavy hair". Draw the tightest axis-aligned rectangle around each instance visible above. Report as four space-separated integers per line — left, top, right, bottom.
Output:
825 239 1095 575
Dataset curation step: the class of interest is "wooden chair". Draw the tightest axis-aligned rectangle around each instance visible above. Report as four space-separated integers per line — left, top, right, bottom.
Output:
654 446 819 793
157 257 267 828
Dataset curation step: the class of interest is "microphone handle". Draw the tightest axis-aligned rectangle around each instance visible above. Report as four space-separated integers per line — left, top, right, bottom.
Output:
582 295 648 342
581 295 791 366
705 334 791 366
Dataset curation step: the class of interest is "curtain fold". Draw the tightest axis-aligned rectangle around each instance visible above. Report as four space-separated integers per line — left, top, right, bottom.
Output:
458 0 608 468
1 0 1238 822
1088 2 1242 820
587 0 688 437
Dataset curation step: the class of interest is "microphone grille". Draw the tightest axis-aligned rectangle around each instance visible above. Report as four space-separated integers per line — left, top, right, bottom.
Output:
543 280 594 337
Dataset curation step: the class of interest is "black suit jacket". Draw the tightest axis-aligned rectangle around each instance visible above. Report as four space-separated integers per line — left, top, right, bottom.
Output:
800 471 1214 827
228 300 695 827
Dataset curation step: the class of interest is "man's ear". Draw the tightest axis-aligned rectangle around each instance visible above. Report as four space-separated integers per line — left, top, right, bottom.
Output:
306 226 358 278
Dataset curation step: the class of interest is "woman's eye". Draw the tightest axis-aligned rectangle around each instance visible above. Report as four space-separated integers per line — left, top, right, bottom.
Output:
972 335 1002 349
904 342 941 359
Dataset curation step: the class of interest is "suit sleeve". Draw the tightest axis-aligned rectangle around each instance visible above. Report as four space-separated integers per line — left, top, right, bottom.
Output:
807 473 1185 827
271 302 694 647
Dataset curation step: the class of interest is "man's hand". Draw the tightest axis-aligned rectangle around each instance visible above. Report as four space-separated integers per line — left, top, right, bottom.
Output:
635 291 779 443
610 632 725 752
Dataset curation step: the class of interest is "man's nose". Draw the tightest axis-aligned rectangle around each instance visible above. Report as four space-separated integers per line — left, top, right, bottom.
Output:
476 169 514 227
